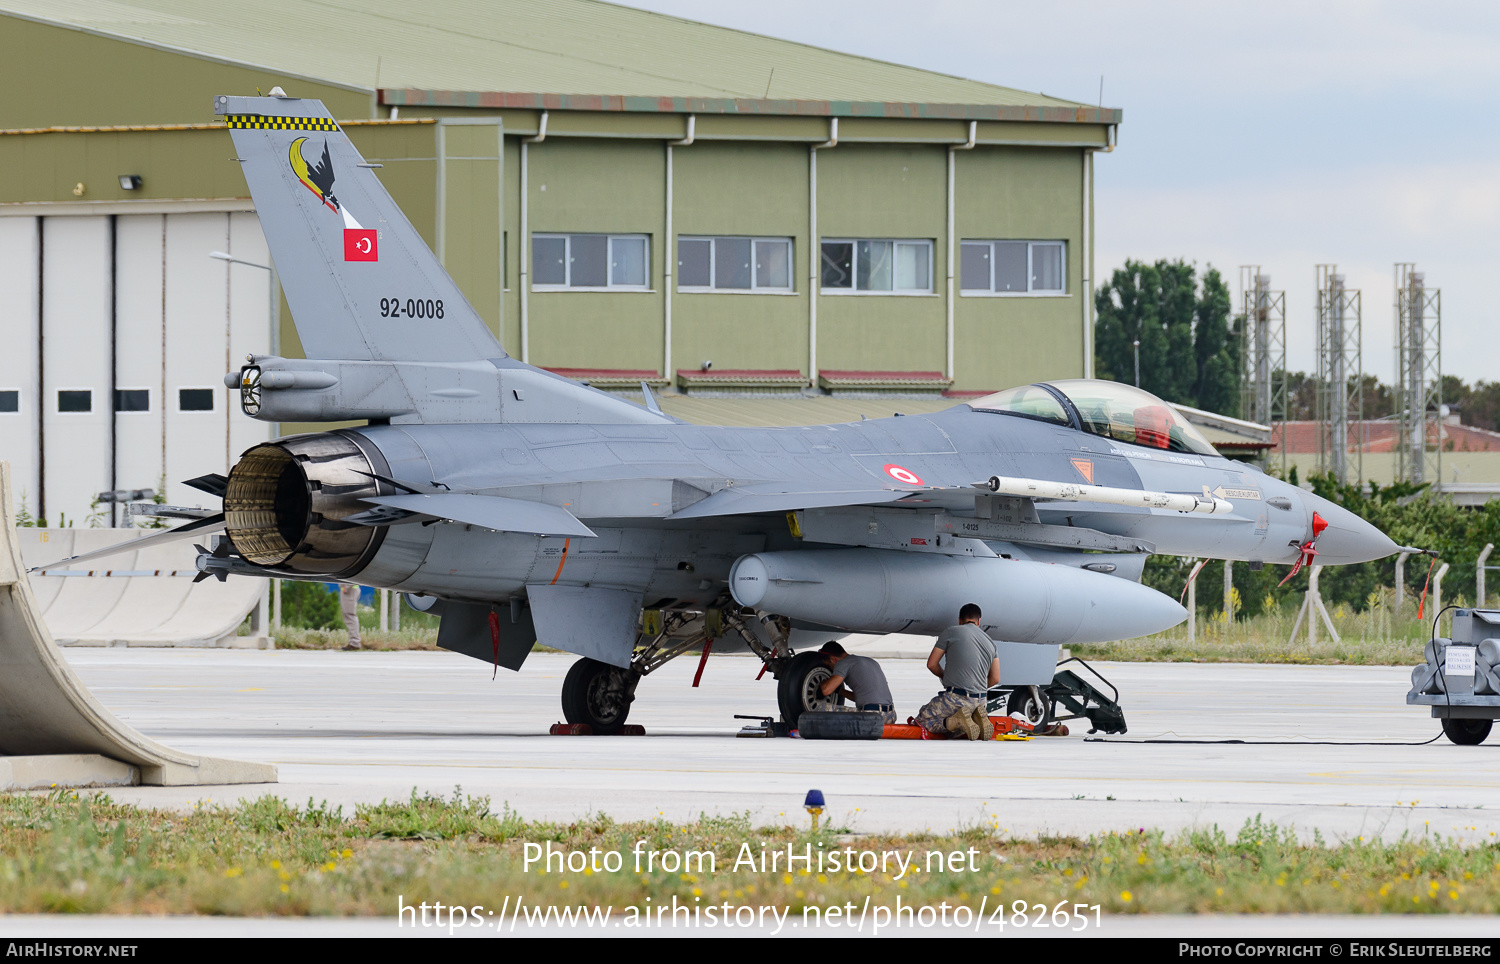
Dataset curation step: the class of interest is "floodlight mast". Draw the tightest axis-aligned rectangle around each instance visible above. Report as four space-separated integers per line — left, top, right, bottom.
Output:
1394 263 1442 489
1238 266 1286 477
1316 265 1362 486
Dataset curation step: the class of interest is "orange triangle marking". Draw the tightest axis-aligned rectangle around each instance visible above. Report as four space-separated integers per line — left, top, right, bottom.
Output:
1070 457 1094 484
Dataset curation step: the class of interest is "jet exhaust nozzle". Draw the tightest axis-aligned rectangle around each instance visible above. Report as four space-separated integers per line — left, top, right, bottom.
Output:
223 431 390 576
729 548 1186 644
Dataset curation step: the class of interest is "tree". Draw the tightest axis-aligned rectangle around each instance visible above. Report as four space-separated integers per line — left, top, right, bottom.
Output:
1462 381 1500 431
1193 267 1237 415
1094 259 1240 416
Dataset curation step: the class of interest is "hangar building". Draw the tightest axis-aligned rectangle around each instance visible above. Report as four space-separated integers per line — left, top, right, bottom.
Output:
0 0 1119 525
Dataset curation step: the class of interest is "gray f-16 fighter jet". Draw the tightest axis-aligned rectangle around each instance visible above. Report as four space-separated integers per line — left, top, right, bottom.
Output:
41 94 1401 731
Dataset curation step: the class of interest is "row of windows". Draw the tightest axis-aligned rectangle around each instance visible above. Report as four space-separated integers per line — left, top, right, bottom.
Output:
820 240 932 293
530 234 1067 295
961 240 1064 294
533 234 649 289
0 389 218 415
679 237 792 292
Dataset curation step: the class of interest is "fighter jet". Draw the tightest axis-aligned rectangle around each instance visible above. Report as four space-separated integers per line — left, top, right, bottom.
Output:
39 94 1401 732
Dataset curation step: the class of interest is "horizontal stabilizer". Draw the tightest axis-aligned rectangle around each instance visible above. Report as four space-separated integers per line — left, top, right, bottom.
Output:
526 585 641 668
183 474 228 498
29 515 226 573
362 494 595 537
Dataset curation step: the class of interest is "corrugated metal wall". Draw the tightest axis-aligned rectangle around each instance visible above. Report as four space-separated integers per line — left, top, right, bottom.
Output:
0 210 272 526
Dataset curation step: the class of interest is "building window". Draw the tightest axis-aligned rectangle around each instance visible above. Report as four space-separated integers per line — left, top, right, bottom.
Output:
178 388 215 412
820 239 931 293
532 234 649 289
114 389 150 412
960 240 1066 295
677 237 793 292
0 390 17 414
57 390 91 413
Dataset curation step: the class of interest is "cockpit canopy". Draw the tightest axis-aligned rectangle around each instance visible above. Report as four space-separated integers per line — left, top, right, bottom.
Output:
969 378 1219 457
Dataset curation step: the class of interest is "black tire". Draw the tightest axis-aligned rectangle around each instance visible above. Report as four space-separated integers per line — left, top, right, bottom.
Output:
798 710 885 741
1007 685 1051 728
776 652 843 727
561 657 636 734
1441 717 1493 746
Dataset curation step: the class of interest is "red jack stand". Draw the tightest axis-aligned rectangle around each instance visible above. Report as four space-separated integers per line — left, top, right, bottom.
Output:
549 723 646 736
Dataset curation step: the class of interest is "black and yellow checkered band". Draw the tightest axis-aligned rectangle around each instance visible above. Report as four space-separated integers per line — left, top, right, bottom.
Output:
224 114 339 131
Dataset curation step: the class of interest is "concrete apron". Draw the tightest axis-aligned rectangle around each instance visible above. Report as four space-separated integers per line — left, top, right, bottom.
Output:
0 461 276 789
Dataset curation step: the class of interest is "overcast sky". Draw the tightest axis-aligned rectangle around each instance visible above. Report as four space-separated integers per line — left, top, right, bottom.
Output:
617 0 1500 383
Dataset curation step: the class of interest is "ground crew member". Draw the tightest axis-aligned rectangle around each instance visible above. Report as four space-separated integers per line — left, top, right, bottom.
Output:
339 583 362 651
817 642 897 724
915 603 999 740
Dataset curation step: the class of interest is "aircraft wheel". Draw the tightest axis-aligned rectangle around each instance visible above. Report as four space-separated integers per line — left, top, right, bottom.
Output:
1441 717 1493 746
776 652 843 728
561 657 636 735
1007 685 1051 728
798 710 884 741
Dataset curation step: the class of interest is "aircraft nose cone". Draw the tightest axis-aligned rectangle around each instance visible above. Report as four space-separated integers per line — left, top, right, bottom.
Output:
1305 493 1398 565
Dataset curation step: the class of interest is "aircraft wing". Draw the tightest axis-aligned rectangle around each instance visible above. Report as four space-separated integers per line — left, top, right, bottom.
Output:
667 483 930 520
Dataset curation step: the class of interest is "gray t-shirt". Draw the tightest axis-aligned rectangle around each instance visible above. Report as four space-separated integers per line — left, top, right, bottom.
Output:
934 623 997 694
832 653 893 707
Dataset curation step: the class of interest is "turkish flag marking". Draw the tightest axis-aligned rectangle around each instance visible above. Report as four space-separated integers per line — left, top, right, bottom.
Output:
344 229 378 261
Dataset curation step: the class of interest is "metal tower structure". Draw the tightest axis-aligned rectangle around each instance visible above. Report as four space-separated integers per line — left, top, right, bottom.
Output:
1394 263 1442 488
1315 265 1362 485
1238 266 1287 476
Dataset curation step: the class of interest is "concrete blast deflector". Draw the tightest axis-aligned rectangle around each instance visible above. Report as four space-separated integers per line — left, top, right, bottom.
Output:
0 462 276 789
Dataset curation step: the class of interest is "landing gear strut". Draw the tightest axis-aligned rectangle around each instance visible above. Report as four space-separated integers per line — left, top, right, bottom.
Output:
555 605 800 729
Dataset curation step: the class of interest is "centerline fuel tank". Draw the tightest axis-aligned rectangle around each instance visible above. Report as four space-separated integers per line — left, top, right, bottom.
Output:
729 548 1186 644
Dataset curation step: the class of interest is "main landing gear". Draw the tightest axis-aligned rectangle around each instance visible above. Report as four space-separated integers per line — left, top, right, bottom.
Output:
558 605 799 731
774 651 845 728
559 658 639 735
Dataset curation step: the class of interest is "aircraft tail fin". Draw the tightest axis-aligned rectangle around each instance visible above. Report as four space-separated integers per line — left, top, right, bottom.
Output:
216 94 503 363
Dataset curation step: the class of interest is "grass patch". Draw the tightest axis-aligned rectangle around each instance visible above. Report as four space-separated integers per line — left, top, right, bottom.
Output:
1075 603 1433 666
271 626 441 651
2 791 1496 916
272 603 441 651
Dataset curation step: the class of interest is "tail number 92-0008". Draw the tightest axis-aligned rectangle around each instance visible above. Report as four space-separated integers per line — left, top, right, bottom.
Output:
380 297 444 319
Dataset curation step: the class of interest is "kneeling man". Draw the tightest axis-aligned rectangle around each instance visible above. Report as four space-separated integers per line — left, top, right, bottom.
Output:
818 642 897 725
916 603 999 740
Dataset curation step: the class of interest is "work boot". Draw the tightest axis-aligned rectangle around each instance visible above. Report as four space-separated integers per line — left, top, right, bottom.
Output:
945 709 980 741
972 705 994 741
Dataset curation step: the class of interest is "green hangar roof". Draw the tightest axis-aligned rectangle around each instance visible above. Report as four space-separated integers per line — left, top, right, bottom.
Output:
0 0 1117 122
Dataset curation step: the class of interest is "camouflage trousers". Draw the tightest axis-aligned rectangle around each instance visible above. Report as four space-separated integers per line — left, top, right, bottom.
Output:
915 690 984 735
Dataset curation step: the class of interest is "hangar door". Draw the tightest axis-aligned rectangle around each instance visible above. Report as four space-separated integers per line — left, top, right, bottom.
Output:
0 210 273 527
